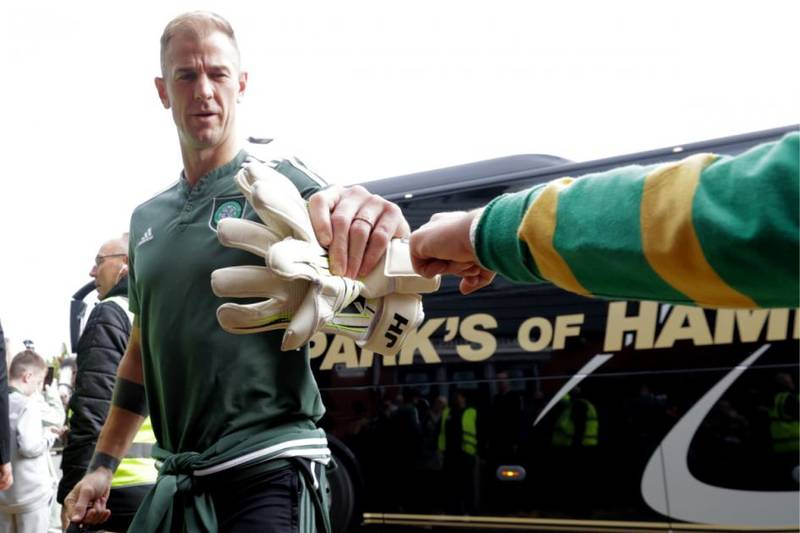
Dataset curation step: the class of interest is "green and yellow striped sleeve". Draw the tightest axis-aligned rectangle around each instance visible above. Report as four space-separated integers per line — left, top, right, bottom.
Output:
474 131 799 308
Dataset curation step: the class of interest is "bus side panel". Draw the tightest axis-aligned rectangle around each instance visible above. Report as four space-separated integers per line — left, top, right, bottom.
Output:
313 130 799 531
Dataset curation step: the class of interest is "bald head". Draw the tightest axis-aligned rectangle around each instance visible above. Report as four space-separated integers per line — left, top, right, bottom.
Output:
159 11 240 75
103 233 129 255
92 233 129 299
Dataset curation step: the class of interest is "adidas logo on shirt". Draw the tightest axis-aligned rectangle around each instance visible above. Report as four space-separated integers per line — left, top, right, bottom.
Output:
137 227 154 247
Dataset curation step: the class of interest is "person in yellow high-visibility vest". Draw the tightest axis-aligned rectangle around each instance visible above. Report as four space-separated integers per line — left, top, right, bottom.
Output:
768 374 799 455
767 373 799 485
111 416 157 488
769 391 799 453
549 387 599 516
551 393 599 448
438 390 479 514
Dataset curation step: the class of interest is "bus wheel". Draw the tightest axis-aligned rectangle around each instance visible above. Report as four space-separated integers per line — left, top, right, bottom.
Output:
327 436 362 532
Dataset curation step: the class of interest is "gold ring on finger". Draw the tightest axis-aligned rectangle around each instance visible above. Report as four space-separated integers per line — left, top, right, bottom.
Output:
353 216 374 229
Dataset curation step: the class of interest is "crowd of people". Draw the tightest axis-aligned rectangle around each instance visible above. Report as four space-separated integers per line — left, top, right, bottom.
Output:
0 232 156 533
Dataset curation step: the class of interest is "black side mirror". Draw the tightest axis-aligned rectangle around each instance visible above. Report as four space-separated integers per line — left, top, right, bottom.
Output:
70 281 96 354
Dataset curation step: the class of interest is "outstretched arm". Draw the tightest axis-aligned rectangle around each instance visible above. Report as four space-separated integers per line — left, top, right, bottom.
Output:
411 132 799 308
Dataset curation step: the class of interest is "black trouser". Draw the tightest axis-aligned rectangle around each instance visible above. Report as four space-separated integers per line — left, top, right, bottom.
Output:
211 459 330 533
66 484 152 533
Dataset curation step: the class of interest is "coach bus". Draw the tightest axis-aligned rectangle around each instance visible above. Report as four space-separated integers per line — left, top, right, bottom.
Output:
311 125 799 532
69 125 798 532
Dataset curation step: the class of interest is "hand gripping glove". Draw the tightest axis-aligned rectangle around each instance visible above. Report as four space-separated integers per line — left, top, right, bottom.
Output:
211 159 440 355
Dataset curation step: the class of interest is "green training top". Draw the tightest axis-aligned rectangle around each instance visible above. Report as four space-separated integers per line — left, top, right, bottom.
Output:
475 131 799 308
128 150 326 454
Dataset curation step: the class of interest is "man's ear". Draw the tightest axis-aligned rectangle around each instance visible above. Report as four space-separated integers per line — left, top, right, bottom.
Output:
237 71 248 102
116 260 129 284
155 77 170 109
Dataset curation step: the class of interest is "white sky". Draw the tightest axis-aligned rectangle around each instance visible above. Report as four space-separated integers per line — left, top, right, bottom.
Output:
0 1 798 359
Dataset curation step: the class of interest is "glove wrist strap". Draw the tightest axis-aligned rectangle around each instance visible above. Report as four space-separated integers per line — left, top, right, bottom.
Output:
360 293 423 356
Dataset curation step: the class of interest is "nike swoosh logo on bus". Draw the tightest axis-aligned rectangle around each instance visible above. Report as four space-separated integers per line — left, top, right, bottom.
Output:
640 344 800 527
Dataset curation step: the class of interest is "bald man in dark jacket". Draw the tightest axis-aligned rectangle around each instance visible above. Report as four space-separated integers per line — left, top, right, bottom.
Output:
58 236 133 509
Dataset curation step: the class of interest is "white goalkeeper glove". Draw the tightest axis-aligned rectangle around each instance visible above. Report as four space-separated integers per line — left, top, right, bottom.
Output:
211 159 439 355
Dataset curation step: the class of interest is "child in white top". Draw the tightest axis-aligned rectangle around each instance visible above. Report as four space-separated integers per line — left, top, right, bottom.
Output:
0 351 58 533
